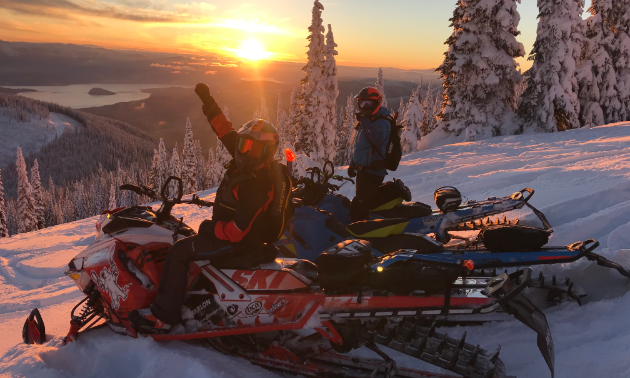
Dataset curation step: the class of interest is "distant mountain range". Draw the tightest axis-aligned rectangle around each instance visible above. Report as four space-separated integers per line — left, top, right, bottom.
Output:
0 40 440 87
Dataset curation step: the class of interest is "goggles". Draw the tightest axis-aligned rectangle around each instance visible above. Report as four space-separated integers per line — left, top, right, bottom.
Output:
358 99 377 109
237 136 269 158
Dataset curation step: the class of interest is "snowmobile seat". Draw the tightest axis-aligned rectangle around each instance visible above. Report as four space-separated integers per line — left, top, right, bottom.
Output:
211 243 280 269
346 218 409 238
371 202 433 219
368 179 412 211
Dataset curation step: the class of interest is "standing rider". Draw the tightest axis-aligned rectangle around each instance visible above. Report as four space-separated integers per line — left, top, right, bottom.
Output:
348 87 391 222
129 86 291 334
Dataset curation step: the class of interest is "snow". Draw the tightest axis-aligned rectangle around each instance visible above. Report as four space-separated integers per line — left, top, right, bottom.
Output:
0 112 83 169
3 123 630 377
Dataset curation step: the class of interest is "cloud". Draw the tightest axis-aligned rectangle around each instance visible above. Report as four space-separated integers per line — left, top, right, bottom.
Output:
150 63 195 70
0 0 206 23
205 70 216 74
173 2 216 16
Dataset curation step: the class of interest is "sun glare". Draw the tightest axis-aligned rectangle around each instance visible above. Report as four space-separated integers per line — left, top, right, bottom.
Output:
237 39 269 60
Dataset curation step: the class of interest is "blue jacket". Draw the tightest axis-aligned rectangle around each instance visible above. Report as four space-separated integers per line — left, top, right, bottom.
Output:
351 107 391 176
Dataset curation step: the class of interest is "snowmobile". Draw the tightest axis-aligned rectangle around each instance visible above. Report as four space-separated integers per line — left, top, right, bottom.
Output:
281 165 630 304
292 161 541 243
23 177 555 378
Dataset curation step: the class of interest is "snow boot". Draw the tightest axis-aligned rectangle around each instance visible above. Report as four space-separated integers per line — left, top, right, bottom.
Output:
128 308 172 334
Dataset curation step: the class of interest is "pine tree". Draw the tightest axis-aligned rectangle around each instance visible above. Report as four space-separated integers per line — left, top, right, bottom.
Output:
74 181 88 220
288 87 300 146
397 98 407 123
207 148 217 188
375 68 388 109
0 169 8 238
259 98 270 121
149 148 159 190
342 94 357 165
276 94 290 158
437 0 525 140
295 0 330 163
322 23 339 165
195 140 205 190
181 118 198 195
401 86 424 153
108 182 117 211
16 147 38 233
518 0 584 132
587 0 630 122
169 144 181 198
156 138 168 193
30 159 45 229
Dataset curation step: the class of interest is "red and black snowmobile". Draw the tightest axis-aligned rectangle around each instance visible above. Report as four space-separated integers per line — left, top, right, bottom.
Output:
24 177 555 378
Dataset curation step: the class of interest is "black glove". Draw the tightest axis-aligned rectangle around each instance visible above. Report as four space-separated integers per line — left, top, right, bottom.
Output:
202 101 222 122
197 219 217 239
355 111 369 122
348 165 357 178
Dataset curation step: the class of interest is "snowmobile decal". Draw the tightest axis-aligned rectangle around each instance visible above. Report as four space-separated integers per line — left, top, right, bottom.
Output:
225 269 308 291
90 255 131 310
244 301 263 316
267 299 290 315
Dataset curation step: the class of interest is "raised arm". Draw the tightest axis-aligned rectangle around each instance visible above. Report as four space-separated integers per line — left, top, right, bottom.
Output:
195 83 238 158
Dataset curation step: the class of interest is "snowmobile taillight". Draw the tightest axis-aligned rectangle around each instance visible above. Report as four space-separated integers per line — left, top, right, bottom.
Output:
463 260 474 271
285 148 296 162
377 266 384 272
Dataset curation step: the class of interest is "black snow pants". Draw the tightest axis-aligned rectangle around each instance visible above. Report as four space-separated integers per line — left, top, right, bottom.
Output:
349 170 385 223
151 235 238 325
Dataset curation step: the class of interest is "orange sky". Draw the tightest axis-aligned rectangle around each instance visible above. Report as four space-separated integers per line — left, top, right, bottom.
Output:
0 0 592 71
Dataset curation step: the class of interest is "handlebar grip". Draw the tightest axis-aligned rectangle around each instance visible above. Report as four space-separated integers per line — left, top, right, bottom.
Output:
195 83 213 106
195 199 214 207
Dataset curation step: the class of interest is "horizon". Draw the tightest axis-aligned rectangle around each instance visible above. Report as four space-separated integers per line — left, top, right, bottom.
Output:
1 0 594 72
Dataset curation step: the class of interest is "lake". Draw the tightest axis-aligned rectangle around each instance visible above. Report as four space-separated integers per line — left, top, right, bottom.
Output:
6 84 191 109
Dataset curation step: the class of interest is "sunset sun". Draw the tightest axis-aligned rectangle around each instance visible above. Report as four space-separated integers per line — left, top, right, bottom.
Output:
237 39 269 60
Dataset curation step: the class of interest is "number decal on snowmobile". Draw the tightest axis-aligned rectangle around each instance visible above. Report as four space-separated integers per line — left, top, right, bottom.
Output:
224 269 308 291
89 255 131 310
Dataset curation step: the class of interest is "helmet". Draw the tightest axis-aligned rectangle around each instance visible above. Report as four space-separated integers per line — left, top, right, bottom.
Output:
235 119 279 172
355 87 382 116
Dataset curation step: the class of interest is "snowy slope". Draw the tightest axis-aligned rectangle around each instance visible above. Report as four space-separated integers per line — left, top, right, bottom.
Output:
2 123 630 378
0 112 83 169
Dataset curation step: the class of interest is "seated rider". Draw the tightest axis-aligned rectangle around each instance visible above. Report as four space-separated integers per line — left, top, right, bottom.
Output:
129 92 288 334
348 87 392 222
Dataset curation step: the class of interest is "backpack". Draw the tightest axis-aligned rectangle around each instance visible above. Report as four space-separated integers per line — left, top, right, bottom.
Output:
265 160 294 242
366 113 403 171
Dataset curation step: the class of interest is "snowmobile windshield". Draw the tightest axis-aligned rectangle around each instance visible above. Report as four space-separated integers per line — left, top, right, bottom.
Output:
237 136 269 158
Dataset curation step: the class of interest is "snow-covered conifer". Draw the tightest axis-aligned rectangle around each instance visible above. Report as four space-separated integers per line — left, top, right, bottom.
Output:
401 86 424 153
397 98 407 123
287 87 300 146
258 98 270 121
323 24 340 164
74 182 88 220
437 0 525 139
195 140 205 190
108 182 116 211
149 148 159 190
295 0 331 164
375 68 388 109
0 169 8 238
518 0 584 132
181 118 198 195
341 94 356 165
30 159 45 229
16 147 38 234
276 94 290 158
169 144 181 197
156 138 168 192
